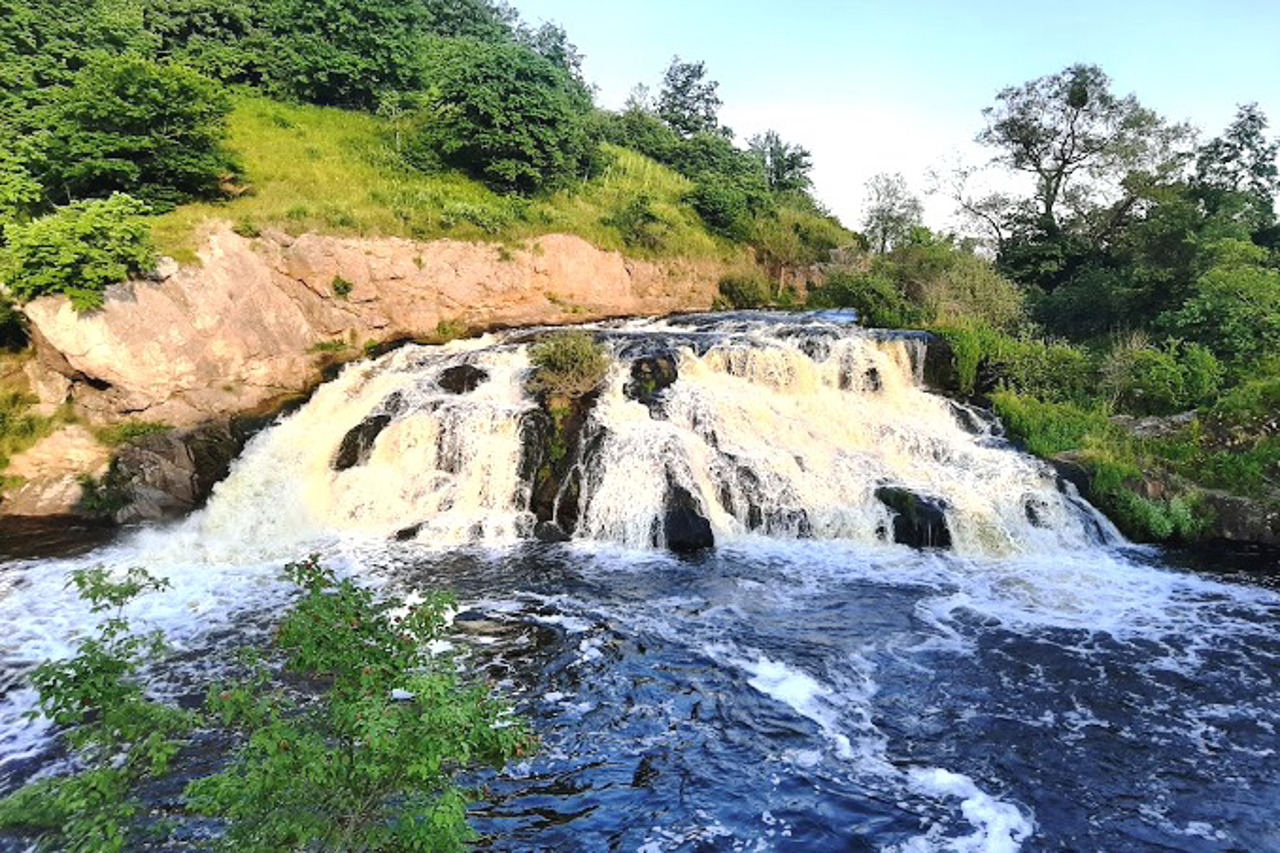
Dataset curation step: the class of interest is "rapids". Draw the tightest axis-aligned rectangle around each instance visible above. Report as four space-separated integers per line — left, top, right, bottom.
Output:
0 313 1276 850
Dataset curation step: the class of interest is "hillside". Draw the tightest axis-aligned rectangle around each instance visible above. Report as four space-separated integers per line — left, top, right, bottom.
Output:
151 95 755 265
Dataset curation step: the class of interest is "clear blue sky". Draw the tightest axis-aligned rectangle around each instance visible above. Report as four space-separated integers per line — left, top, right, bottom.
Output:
520 0 1280 228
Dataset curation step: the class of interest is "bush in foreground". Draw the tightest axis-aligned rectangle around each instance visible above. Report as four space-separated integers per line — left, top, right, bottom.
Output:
0 559 529 851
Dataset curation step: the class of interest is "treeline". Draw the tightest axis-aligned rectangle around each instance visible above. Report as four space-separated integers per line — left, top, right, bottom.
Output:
0 0 845 318
792 64 1277 542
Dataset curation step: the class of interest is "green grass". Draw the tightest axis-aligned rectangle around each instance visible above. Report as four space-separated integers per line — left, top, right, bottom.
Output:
0 357 63 474
152 95 740 264
92 420 171 447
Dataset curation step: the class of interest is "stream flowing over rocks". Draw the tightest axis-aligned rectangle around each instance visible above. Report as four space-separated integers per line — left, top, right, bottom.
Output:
1 312 1277 850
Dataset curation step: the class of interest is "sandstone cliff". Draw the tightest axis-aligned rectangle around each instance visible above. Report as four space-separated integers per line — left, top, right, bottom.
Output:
22 226 727 426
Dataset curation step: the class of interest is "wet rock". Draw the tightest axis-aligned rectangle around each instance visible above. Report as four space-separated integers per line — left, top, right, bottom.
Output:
111 421 242 523
1049 453 1093 496
1024 496 1052 528
922 333 961 395
534 521 572 543
526 393 599 537
625 354 679 408
332 414 392 471
394 523 423 541
438 364 488 395
875 486 952 549
661 484 714 552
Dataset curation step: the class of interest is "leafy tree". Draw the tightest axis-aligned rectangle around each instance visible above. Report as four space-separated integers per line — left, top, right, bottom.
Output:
421 0 517 41
413 39 599 194
657 57 723 138
808 270 918 328
520 21 583 82
978 64 1190 236
259 0 434 107
748 130 813 194
37 56 232 207
142 0 267 83
0 141 42 229
1194 103 1280 230
862 172 922 253
1 193 155 311
1159 239 1280 368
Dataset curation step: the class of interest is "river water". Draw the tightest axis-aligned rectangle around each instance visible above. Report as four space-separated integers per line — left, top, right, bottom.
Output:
0 314 1276 850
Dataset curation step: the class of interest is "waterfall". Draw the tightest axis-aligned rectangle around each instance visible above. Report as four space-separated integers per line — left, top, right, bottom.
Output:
163 314 1119 558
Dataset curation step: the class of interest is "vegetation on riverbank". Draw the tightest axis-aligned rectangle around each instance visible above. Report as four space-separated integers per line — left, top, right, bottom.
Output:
0 559 527 851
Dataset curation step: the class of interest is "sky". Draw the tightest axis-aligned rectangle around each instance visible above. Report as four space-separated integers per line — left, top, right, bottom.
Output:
520 0 1280 231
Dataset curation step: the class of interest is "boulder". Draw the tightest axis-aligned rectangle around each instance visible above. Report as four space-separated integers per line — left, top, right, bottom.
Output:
332 414 393 471
110 421 243 523
624 354 679 408
438 364 488 395
661 484 714 552
875 486 952 549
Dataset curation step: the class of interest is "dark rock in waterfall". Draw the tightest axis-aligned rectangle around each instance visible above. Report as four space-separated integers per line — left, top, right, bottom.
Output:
1048 453 1093 496
764 507 814 538
394 523 423 541
875 486 952 549
921 333 961 396
1024 497 1051 528
109 421 243 523
332 414 392 471
525 392 600 537
438 364 488 395
625 354 679 409
534 521 572 543
864 367 883 392
661 484 714 552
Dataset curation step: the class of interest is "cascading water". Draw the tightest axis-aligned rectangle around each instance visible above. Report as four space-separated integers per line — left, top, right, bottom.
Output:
0 313 1276 851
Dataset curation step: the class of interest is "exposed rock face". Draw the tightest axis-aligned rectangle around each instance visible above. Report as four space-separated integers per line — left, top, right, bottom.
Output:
21 227 726 426
1 426 111 516
438 364 488 395
875 486 953 549
661 483 715 552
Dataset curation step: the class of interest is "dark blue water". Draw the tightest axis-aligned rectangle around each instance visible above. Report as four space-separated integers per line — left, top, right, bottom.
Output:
353 540 1280 851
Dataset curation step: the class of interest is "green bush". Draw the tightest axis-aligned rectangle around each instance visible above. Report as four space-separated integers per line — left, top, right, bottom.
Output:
934 322 1095 401
528 331 609 397
717 272 770 309
603 193 668 250
992 392 1111 457
808 270 917 328
1 194 156 311
1100 336 1223 415
412 39 600 195
331 275 354 298
39 56 233 208
689 180 752 240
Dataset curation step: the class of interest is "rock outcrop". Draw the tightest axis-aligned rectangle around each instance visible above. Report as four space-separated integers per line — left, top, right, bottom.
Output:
22 226 726 426
2 426 111 516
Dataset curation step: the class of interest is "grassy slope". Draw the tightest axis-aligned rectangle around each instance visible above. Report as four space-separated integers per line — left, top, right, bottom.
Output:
153 95 740 264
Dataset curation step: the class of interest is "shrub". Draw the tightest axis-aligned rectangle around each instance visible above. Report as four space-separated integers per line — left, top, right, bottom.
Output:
39 56 233 208
1100 335 1223 415
0 296 26 350
331 275 354 298
717 272 770 309
528 331 609 397
689 180 752 240
935 322 1095 401
603 193 668 250
808 270 917 328
992 392 1110 457
413 39 599 194
1 194 155 311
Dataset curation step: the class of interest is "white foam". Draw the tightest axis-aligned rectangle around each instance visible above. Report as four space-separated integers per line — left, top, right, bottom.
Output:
904 767 1035 852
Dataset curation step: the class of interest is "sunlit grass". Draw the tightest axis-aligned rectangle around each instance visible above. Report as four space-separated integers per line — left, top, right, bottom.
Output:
152 95 741 264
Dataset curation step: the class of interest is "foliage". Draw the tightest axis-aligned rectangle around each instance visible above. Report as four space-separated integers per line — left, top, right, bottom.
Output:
1 194 155 311
1157 240 1280 370
412 39 600 194
933 322 1095 402
750 202 851 271
527 331 609 397
0 557 530 851
36 56 233 208
656 57 723 138
1099 334 1222 415
808 270 918 328
187 557 530 851
0 566 194 852
0 387 53 472
331 275 354 298
877 231 1025 330
717 272 771 309
862 173 923 253
748 130 812 194
603 193 668 251
991 391 1109 456
1194 103 1279 229
93 420 171 447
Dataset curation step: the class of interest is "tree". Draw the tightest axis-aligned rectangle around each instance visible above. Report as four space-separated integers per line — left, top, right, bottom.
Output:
862 173 922 253
413 39 599 194
657 57 723 138
519 21 583 82
37 56 232 207
1194 103 1280 229
748 130 812 194
977 64 1190 235
260 0 434 107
